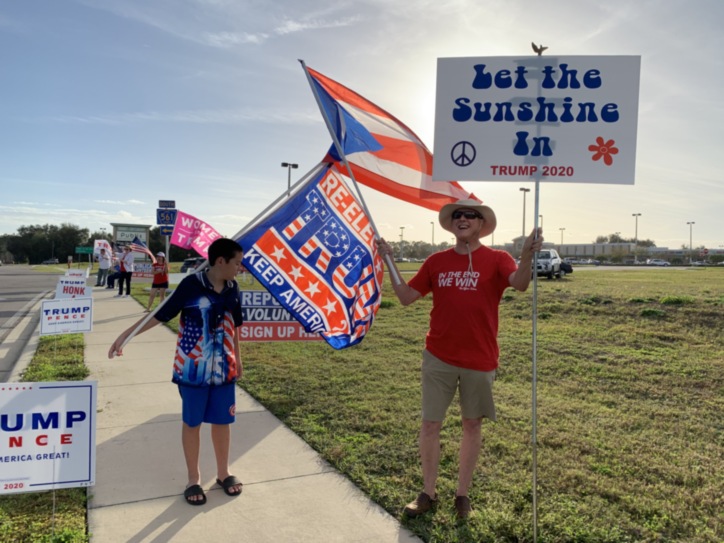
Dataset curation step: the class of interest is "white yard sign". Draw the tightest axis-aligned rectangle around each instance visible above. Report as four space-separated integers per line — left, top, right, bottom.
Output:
55 278 92 299
0 381 97 494
433 56 641 184
40 298 93 335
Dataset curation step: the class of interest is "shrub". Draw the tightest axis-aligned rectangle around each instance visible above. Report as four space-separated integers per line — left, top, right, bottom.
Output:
660 295 695 305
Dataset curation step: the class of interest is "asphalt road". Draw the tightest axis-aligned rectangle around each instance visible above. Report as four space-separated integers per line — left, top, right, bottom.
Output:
0 264 60 343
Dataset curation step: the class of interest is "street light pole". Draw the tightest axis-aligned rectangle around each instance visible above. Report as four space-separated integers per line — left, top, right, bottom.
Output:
559 227 566 246
539 214 543 231
632 213 641 263
399 226 405 261
519 187 530 238
281 162 299 197
430 221 435 253
687 221 695 264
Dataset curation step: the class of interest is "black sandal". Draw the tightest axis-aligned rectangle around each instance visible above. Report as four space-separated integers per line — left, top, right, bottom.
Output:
184 484 207 506
216 475 243 496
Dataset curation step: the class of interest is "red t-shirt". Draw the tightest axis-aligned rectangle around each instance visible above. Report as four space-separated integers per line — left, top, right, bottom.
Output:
152 263 169 284
408 245 517 371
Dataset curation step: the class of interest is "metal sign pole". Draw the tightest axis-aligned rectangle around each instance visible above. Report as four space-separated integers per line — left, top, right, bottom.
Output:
531 42 546 543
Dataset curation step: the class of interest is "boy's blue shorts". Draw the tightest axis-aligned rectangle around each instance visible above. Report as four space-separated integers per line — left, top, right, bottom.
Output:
177 382 236 427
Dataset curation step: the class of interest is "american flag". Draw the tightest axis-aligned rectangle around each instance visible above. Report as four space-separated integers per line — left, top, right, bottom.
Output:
129 236 157 264
236 165 383 350
305 66 480 212
174 307 205 381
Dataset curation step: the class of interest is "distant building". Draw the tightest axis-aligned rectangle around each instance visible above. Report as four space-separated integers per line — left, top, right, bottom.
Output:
495 237 724 264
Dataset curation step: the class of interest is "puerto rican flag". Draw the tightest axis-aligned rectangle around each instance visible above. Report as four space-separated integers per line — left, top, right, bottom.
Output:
305 66 480 212
236 164 383 350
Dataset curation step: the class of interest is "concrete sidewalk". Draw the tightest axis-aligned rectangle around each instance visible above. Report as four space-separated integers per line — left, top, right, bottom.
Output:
85 287 421 543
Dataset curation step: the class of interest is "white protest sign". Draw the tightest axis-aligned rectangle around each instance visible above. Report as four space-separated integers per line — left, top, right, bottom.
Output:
0 381 97 494
40 298 93 335
55 278 92 299
93 239 113 257
433 55 641 184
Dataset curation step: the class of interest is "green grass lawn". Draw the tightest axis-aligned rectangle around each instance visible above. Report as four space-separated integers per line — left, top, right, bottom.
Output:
237 268 723 543
5 268 722 542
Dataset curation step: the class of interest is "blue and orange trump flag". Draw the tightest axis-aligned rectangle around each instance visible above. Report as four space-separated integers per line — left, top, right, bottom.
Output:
235 164 383 350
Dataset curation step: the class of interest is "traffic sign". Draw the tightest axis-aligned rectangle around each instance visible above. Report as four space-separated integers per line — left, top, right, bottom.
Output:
158 200 176 209
157 209 177 226
159 225 174 236
75 246 94 254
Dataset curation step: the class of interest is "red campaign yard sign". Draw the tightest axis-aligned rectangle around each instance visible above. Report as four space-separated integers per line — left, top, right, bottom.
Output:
239 290 322 342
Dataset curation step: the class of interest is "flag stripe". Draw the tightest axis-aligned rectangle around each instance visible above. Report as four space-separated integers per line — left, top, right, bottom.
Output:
307 67 480 211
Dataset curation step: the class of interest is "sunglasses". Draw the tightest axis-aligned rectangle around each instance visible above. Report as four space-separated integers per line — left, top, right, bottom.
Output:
451 210 482 220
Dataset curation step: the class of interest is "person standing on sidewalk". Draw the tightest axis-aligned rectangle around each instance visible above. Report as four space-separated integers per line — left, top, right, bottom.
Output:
108 238 245 506
375 199 543 520
146 251 170 311
116 245 134 298
95 248 112 287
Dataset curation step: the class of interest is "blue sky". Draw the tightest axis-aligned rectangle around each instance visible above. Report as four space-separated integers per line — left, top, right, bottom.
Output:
1 0 722 251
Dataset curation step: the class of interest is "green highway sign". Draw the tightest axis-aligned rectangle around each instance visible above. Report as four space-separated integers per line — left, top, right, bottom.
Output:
75 246 94 254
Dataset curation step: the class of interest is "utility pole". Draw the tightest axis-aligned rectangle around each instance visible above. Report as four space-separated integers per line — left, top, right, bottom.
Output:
430 222 435 253
632 213 641 263
399 226 405 261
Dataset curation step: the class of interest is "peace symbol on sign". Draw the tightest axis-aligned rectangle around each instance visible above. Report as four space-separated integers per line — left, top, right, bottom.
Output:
451 141 476 167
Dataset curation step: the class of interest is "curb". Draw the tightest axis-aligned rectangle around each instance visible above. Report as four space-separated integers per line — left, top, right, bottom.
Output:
1 290 53 383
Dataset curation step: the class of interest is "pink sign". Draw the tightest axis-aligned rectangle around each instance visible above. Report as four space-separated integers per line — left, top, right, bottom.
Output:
170 210 222 259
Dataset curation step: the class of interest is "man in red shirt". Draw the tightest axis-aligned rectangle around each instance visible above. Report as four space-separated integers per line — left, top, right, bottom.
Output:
376 199 542 519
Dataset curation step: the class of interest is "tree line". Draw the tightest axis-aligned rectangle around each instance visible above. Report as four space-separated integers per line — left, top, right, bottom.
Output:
0 224 192 265
0 224 715 265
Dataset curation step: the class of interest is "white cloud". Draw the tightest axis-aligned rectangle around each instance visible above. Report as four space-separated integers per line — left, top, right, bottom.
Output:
38 108 318 126
203 31 269 47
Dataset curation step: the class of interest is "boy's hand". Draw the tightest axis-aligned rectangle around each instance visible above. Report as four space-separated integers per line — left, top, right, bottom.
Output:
108 338 124 359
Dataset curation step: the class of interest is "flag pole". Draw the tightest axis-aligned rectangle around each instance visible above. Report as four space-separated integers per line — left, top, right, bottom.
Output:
227 161 328 243
112 296 170 357
298 59 402 286
175 163 328 275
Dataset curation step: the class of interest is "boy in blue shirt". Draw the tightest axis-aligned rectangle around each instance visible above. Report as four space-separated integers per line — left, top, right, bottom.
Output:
108 238 244 505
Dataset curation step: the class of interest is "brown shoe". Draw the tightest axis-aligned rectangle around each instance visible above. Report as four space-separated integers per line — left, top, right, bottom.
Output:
403 492 437 517
454 495 472 519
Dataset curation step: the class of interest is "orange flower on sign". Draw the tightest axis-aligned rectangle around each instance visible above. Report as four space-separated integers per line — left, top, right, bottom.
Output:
588 137 619 166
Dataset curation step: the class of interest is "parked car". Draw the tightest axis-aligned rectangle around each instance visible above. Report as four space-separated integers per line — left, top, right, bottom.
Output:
536 249 563 279
180 257 207 273
41 258 60 265
646 259 670 267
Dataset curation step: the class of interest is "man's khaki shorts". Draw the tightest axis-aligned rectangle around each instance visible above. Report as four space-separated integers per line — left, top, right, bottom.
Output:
421 350 496 422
